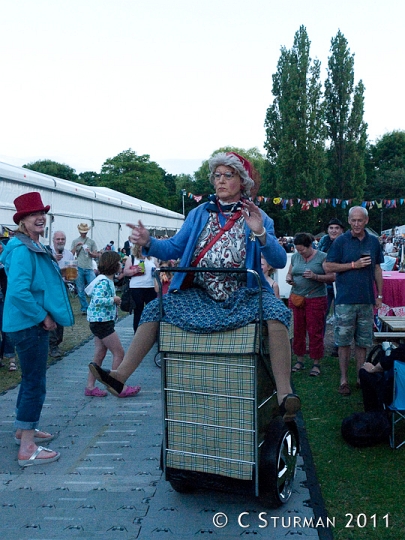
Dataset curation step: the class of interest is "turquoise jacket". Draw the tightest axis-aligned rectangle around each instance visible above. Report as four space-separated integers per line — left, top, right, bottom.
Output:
0 233 74 332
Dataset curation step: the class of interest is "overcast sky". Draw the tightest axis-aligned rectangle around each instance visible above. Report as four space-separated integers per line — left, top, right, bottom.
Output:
0 0 403 176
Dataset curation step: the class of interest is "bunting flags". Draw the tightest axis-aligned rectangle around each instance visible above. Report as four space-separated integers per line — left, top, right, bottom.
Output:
182 192 405 210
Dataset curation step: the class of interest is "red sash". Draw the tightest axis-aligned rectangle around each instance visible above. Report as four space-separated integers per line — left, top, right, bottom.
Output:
180 210 242 290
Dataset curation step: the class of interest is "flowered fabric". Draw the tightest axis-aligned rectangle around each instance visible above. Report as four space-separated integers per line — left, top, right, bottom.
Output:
87 277 117 322
140 287 290 333
192 213 246 301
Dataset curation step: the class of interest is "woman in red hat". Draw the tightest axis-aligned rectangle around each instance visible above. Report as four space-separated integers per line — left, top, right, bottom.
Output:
0 192 74 466
90 152 300 422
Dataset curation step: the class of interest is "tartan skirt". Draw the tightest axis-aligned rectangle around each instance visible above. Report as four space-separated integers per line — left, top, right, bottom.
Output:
140 287 290 333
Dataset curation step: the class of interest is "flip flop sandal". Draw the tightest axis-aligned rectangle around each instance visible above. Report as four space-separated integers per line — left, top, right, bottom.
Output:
88 362 124 396
292 361 305 372
338 383 351 396
9 361 17 372
309 364 321 377
18 446 60 467
15 429 55 446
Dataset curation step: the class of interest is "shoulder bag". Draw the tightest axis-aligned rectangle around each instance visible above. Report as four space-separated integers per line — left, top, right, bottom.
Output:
290 292 306 308
120 256 135 313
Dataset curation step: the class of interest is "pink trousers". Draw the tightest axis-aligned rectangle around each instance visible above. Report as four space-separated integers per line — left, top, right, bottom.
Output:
289 295 328 360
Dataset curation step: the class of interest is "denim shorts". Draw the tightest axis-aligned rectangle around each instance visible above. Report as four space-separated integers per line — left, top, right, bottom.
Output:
334 304 374 348
89 320 115 339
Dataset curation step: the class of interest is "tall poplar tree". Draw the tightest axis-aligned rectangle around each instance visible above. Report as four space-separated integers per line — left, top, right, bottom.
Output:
324 30 368 201
264 26 326 201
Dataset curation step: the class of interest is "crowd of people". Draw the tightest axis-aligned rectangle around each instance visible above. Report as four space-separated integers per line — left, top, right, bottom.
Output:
0 151 399 467
0 152 303 466
285 208 405 438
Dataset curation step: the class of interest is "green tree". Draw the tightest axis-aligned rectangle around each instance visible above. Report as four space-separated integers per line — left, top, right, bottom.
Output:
162 172 180 212
365 131 405 232
77 171 100 186
175 174 196 215
324 30 368 201
264 25 326 203
370 130 405 174
99 149 169 207
23 159 78 181
264 26 326 235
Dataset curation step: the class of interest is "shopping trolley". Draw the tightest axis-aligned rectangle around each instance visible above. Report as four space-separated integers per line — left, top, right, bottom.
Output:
155 267 299 508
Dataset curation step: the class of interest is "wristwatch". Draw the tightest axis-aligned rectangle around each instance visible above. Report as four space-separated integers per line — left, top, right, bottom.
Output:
377 295 383 299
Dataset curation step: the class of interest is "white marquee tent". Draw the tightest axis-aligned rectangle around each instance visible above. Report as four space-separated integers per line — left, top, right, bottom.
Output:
0 161 184 250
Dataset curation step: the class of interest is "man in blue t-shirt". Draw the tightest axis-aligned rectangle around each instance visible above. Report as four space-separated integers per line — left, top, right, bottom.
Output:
324 207 384 396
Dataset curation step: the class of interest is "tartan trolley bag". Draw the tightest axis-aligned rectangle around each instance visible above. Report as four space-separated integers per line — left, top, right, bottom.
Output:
157 268 299 508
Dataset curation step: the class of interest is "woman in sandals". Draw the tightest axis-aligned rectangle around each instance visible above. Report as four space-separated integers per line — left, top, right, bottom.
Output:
85 251 140 398
286 233 335 377
0 192 74 466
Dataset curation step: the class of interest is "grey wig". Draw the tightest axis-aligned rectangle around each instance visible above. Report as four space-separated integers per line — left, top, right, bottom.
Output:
208 153 255 197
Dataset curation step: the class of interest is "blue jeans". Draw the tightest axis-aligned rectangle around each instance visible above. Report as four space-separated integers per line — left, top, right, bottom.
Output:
0 299 15 358
9 325 49 430
76 267 96 312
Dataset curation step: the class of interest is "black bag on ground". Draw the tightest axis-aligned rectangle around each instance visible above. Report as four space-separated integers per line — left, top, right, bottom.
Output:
341 411 390 447
366 344 386 365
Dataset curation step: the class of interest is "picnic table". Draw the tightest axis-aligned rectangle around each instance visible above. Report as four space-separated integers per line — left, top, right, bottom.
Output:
375 316 405 343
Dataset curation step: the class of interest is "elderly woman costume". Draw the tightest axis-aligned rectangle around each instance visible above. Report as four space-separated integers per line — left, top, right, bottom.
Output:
90 152 300 420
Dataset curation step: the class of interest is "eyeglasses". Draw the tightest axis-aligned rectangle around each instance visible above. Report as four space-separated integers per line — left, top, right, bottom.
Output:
213 172 236 179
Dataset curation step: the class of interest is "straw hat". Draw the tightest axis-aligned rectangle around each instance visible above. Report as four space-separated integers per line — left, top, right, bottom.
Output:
77 223 91 233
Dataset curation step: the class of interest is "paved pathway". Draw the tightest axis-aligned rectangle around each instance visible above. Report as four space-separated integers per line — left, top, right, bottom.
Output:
0 316 325 539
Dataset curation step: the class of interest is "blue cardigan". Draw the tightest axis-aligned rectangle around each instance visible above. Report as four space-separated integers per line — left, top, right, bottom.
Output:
0 233 74 332
145 202 287 292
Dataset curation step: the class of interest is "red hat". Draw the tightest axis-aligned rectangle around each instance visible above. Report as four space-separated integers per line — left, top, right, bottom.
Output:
13 192 50 224
226 151 253 179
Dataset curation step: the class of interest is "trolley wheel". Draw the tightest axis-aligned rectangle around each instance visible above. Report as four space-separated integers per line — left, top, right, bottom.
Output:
166 469 196 493
259 417 298 508
154 351 162 368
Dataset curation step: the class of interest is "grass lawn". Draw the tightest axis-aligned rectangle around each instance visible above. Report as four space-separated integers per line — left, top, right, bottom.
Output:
293 354 405 539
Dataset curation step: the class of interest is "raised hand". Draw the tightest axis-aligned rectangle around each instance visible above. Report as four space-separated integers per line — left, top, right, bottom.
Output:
126 220 151 246
242 200 265 236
